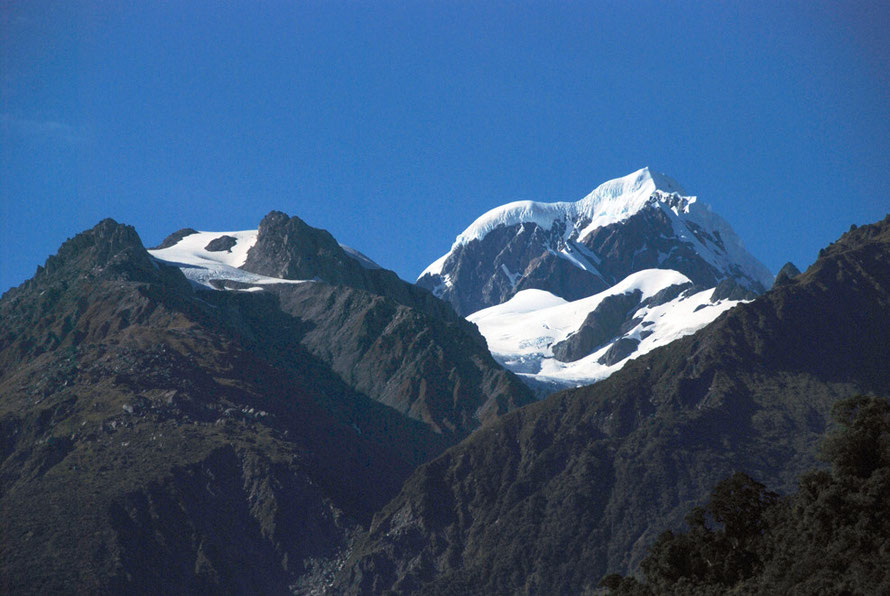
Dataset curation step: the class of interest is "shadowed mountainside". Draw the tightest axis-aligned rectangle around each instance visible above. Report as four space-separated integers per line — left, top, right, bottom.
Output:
336 216 890 594
0 217 531 593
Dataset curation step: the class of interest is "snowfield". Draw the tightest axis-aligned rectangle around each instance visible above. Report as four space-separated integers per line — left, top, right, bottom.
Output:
148 230 310 290
468 268 742 388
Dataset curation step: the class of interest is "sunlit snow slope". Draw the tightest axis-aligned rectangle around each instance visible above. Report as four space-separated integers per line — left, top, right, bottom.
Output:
148 230 309 290
468 269 742 388
417 167 770 390
149 229 382 290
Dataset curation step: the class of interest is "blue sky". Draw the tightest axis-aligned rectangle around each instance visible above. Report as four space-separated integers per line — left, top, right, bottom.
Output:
2 1 888 294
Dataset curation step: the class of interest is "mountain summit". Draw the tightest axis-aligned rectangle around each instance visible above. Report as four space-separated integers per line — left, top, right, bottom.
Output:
418 168 773 317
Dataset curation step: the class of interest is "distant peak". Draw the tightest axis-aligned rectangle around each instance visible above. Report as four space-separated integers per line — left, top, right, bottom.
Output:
450 168 691 249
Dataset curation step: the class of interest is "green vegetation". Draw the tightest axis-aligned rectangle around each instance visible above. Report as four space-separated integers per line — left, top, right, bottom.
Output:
602 395 890 595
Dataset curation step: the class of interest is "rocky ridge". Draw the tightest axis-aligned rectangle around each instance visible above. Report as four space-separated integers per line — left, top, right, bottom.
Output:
335 214 890 594
0 215 532 592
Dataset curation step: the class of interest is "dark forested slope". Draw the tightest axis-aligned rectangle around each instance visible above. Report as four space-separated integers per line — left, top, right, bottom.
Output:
337 216 890 594
604 395 890 595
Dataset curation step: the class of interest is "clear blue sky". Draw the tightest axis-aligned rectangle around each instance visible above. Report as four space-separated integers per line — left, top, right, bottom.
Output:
2 1 888 294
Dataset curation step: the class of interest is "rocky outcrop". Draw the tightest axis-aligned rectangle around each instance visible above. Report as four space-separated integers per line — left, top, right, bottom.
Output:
151 227 198 250
242 211 364 285
552 291 643 362
597 336 641 365
204 235 237 252
710 277 759 302
773 261 802 287
242 211 459 322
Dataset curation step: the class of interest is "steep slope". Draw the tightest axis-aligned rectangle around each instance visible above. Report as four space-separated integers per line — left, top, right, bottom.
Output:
242 210 459 320
418 168 772 316
149 211 534 436
337 215 890 594
0 216 531 593
271 283 531 435
0 220 430 593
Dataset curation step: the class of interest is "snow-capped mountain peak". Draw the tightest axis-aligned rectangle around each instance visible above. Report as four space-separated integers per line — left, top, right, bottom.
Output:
449 167 680 251
467 268 743 391
418 168 772 317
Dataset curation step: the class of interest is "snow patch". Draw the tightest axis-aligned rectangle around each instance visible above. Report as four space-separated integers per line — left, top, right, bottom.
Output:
148 229 309 290
500 264 522 287
418 252 450 280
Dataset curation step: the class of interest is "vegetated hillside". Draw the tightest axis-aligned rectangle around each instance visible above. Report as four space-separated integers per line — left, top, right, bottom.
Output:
336 215 890 595
270 282 531 436
604 395 890 595
0 218 529 593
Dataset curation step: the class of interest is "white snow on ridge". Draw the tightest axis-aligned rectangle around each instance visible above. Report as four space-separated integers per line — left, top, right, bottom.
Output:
149 229 385 290
148 230 309 290
660 199 774 290
152 230 258 267
455 167 681 247
469 269 690 356
469 268 743 388
419 251 450 279
417 168 669 282
417 167 773 290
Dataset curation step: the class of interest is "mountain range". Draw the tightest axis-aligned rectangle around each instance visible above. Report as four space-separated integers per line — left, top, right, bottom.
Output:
1 169 887 594
337 213 890 594
420 168 773 391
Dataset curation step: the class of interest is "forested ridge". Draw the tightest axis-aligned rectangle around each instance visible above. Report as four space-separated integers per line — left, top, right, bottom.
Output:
603 395 890 595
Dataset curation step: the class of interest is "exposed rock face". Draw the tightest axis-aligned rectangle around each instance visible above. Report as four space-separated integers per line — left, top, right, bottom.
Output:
642 281 694 308
0 217 533 592
710 277 759 302
597 336 641 366
552 291 643 362
336 214 890 594
418 223 609 316
418 170 772 316
582 205 723 287
151 227 198 250
242 211 363 285
774 261 802 287
421 204 769 317
204 234 237 252
242 211 460 322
